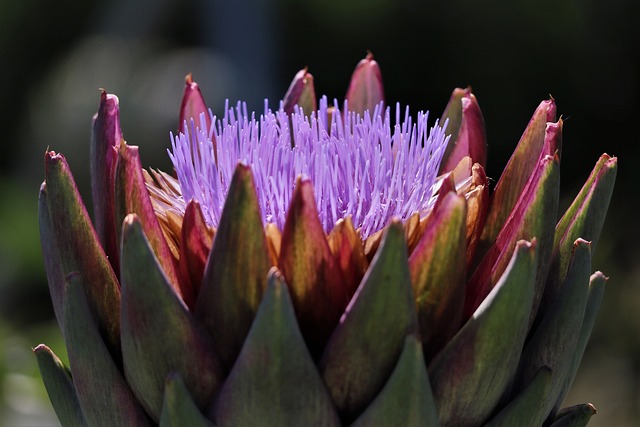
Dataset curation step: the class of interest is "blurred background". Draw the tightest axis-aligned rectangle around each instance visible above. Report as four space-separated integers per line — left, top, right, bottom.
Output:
0 0 637 425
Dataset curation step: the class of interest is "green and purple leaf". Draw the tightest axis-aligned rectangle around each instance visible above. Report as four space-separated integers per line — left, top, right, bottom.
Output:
466 153 559 323
90 91 122 275
327 216 368 301
38 184 65 332
554 155 616 255
33 344 86 427
548 404 598 427
279 178 349 355
484 367 553 427
320 222 417 423
195 164 271 370
409 192 467 361
552 271 608 415
350 335 440 427
479 100 558 252
63 272 151 426
540 154 616 317
43 152 121 359
429 240 536 427
513 239 592 421
179 200 214 298
283 67 317 116
159 373 215 427
214 268 340 427
179 74 212 135
345 53 384 116
114 142 188 305
440 88 487 172
120 215 223 421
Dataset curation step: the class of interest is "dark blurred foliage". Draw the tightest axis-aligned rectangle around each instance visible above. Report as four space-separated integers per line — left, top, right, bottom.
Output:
0 0 637 424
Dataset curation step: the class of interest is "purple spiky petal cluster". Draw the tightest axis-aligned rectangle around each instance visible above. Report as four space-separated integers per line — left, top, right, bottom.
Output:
169 97 450 237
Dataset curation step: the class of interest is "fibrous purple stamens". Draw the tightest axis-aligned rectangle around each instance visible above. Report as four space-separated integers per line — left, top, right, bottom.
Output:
168 96 449 238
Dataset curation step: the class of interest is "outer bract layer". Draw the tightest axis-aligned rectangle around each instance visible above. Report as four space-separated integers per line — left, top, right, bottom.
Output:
36 55 616 427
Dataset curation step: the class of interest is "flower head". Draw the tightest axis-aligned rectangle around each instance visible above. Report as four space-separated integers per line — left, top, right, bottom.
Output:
166 98 449 238
35 54 617 427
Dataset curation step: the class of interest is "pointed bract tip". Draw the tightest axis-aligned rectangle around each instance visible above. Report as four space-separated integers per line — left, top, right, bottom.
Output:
516 238 537 251
440 86 487 172
123 213 139 227
355 52 381 72
545 97 557 119
267 266 284 282
346 53 384 115
293 67 310 80
387 218 404 232
591 271 609 282
233 161 252 176
96 92 121 123
45 150 62 161
33 343 50 353
573 237 591 249
179 74 210 132
44 150 65 176
283 67 316 115
102 92 120 104
295 174 312 187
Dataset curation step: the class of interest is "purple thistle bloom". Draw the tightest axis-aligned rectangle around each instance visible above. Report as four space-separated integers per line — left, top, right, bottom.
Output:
168 96 450 238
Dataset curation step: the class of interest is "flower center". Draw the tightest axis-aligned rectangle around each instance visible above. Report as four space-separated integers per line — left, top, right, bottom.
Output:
168 97 449 238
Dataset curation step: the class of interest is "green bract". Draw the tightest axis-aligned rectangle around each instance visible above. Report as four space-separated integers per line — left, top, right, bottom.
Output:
36 55 616 426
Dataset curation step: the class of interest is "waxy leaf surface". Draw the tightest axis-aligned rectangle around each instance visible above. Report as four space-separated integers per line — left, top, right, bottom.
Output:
214 269 340 427
120 215 222 421
283 68 317 116
548 404 597 427
553 272 607 414
179 74 212 138
38 184 65 331
196 164 271 370
429 240 536 427
179 200 213 297
327 216 368 301
466 154 559 323
159 373 215 427
350 335 439 427
409 191 467 361
63 273 150 426
345 53 384 116
514 239 592 421
480 100 557 250
279 178 349 355
90 91 122 275
440 90 487 172
484 367 552 427
115 142 186 304
33 344 85 427
320 222 417 422
44 152 121 359
541 155 616 316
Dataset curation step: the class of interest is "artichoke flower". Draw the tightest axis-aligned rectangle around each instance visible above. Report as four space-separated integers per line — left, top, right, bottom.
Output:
34 54 616 427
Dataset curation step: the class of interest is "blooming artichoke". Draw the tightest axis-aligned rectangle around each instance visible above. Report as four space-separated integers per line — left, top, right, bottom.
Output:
35 54 616 427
